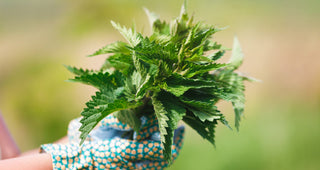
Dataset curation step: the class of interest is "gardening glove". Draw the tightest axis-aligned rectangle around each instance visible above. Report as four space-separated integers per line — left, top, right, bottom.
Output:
41 114 185 170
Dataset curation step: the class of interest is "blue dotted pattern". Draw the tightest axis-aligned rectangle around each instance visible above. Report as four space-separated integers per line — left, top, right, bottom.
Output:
41 114 185 170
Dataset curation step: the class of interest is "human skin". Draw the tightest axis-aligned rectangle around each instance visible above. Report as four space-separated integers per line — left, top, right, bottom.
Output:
0 153 53 170
0 112 54 169
0 137 69 170
0 112 20 159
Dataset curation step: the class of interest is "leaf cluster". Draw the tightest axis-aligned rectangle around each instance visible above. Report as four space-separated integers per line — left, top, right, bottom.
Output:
67 2 251 163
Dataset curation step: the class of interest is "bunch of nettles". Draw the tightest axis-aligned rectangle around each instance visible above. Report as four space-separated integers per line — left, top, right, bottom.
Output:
66 3 252 162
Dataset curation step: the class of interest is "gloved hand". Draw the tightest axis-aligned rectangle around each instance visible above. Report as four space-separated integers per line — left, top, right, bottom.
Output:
41 114 185 170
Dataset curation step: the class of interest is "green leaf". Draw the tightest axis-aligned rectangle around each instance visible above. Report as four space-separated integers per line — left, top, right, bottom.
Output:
219 115 232 130
228 36 244 70
180 0 188 20
143 8 160 30
186 107 220 122
182 63 227 78
240 73 261 82
233 100 244 131
104 53 134 76
124 56 158 101
164 73 217 96
89 41 131 57
180 89 222 122
79 88 140 144
67 70 125 90
134 37 177 66
64 65 94 76
111 21 141 47
183 111 218 146
185 27 218 53
124 70 151 101
151 91 186 162
114 109 141 132
202 41 222 52
186 54 214 63
149 34 171 44
180 98 221 122
207 50 225 61
213 70 245 130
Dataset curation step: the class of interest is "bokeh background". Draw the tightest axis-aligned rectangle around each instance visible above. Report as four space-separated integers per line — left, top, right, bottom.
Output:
1 0 319 169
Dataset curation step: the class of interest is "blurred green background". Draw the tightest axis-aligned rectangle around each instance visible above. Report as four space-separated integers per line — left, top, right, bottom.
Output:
1 0 319 169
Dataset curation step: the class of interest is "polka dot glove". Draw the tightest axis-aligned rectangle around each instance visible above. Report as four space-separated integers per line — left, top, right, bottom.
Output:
41 114 185 170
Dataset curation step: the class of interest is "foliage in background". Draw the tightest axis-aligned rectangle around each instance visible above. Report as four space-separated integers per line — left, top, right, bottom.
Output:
66 2 251 162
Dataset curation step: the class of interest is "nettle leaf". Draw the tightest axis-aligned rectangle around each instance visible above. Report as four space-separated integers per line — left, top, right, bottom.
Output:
151 91 186 162
170 0 189 37
232 100 244 130
207 50 225 61
203 41 220 51
184 26 218 53
219 115 232 130
180 97 221 122
114 109 141 132
134 37 177 66
183 111 218 146
67 1 252 163
182 62 227 78
228 36 244 70
149 34 171 45
79 88 139 144
186 54 214 63
89 41 131 57
64 65 94 76
103 53 134 76
124 71 151 101
67 70 125 90
182 88 219 103
111 21 142 47
164 73 217 96
213 70 245 130
145 8 170 37
124 56 158 101
144 8 160 30
179 89 222 122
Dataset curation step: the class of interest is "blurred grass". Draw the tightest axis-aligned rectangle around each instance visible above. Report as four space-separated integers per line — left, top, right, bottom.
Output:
0 0 319 169
170 100 320 170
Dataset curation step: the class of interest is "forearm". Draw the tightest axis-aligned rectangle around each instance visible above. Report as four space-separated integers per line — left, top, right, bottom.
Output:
0 153 52 170
0 113 20 159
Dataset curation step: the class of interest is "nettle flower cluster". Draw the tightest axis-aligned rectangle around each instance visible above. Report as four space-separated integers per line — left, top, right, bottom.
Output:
66 4 252 162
